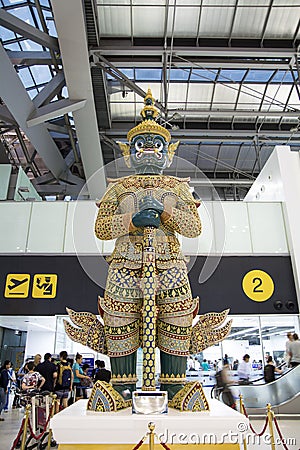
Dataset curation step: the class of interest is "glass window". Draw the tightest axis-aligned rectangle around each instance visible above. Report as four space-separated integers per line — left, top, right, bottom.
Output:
244 70 274 83
221 316 262 382
0 25 16 42
219 69 247 82
260 315 300 366
169 68 190 81
190 69 218 82
18 67 34 88
9 6 35 26
30 65 52 85
271 70 297 84
20 40 43 51
118 68 134 79
135 68 162 81
3 42 21 51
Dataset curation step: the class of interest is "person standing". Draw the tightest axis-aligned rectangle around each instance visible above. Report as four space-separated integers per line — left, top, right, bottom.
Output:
289 333 300 367
54 351 73 412
72 353 91 399
264 356 282 383
237 354 251 384
91 360 101 381
36 353 57 392
201 359 210 371
21 362 45 391
94 360 111 384
285 332 294 366
0 361 11 421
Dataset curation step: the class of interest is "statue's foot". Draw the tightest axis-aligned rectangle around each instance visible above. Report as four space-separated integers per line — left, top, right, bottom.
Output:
168 381 209 412
160 383 185 400
87 381 131 412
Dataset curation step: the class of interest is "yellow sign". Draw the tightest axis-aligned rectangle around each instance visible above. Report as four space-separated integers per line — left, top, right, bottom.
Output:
242 269 274 302
4 274 30 298
32 274 57 298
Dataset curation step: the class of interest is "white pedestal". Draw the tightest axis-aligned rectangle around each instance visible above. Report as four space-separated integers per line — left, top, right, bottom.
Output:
51 399 248 448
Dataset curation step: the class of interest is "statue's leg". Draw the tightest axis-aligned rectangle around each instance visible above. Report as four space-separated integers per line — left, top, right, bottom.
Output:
157 262 198 399
159 352 187 399
100 263 142 400
110 353 137 398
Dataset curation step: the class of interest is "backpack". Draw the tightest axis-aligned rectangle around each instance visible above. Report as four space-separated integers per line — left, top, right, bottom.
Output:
58 363 72 389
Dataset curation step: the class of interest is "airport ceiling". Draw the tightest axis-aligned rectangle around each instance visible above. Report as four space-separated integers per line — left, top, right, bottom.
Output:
0 0 300 200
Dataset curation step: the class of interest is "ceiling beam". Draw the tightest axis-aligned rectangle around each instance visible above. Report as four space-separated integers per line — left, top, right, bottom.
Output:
52 0 106 199
32 72 65 108
104 128 300 143
0 8 59 51
7 50 62 66
0 42 67 178
0 105 17 125
92 44 295 59
167 109 300 117
27 98 87 127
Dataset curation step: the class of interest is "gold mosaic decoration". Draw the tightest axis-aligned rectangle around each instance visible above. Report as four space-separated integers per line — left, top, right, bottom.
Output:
168 381 209 412
63 307 107 354
126 88 171 143
158 374 186 384
189 309 233 354
87 381 131 412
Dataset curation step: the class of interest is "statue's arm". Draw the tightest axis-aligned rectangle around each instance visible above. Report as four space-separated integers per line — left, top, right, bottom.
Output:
94 185 136 240
161 183 202 238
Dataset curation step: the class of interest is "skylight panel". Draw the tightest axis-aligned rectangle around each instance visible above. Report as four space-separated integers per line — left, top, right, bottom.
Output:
244 70 274 83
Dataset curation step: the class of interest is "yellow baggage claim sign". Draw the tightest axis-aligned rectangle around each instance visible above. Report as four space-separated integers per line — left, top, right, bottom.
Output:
4 274 58 299
0 255 297 316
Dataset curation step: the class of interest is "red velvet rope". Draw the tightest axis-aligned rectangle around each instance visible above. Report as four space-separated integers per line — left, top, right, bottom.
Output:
132 438 145 450
273 416 290 450
10 418 25 450
159 442 172 450
242 404 269 436
27 406 52 441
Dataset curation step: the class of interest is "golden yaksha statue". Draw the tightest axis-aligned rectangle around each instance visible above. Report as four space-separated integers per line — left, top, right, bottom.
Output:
64 89 231 412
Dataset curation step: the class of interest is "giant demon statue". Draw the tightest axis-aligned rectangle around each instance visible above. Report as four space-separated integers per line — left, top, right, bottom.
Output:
64 89 231 411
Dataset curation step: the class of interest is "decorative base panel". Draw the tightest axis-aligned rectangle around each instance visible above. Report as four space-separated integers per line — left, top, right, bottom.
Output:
51 399 247 450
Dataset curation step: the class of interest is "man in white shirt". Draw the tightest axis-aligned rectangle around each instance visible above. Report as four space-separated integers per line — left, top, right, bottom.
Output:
237 354 251 384
289 333 300 367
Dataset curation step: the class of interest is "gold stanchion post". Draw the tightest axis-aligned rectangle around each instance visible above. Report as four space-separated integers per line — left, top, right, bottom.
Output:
46 395 57 450
20 405 31 450
239 395 248 450
148 422 155 450
267 403 276 450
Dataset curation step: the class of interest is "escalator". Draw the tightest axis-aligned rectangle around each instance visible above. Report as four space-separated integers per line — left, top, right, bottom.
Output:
231 365 300 414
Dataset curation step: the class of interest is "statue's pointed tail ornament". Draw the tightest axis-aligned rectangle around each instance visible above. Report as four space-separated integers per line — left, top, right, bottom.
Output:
63 307 107 354
189 309 232 354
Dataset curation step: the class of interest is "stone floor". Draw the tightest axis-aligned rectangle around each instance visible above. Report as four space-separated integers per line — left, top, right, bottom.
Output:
1 401 299 450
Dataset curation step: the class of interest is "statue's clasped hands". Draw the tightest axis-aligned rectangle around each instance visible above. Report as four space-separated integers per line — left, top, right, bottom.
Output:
132 195 164 229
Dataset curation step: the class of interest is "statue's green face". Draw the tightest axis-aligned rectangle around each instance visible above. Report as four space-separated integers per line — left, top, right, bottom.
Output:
130 133 170 174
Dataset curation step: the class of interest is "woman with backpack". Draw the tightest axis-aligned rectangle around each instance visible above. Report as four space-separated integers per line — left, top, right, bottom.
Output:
54 351 73 413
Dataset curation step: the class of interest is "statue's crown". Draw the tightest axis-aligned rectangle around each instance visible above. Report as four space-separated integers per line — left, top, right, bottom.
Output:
127 89 171 143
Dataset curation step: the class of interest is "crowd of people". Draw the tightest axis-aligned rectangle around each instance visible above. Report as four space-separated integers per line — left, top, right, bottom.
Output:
0 331 299 419
0 351 111 420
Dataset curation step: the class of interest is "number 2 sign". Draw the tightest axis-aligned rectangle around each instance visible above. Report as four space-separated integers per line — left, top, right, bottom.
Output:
242 269 274 302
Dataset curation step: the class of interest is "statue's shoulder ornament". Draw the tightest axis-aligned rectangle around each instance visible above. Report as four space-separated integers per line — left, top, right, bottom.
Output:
106 175 190 190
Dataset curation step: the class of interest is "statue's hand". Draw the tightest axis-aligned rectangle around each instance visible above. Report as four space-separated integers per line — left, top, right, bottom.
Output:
139 196 164 214
132 209 161 228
